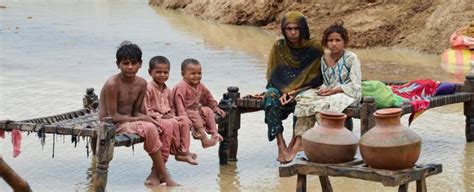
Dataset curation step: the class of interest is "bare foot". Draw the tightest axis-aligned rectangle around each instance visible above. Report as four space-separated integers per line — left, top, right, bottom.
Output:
175 153 198 165
144 170 161 186
201 137 218 148
286 137 302 163
211 133 223 141
277 149 290 164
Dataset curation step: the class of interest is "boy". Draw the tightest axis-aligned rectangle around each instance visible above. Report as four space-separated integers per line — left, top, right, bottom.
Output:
143 55 198 165
172 58 225 148
98 41 177 186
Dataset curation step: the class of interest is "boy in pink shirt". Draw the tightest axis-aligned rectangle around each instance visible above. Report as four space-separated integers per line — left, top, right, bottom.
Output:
172 58 225 148
143 56 197 165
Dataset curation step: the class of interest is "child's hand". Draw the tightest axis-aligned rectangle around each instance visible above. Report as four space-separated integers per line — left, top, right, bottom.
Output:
215 108 226 118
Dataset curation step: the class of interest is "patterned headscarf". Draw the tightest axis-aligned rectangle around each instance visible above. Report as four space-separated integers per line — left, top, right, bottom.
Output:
266 11 324 93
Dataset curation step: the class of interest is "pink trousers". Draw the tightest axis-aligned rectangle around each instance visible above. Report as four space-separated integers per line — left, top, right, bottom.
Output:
116 121 161 155
159 117 191 162
186 106 217 135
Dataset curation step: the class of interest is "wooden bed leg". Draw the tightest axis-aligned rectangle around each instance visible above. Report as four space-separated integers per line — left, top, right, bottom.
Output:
464 74 474 142
398 183 408 192
360 97 376 136
416 179 427 192
319 176 333 192
218 87 241 164
93 117 116 192
297 174 307 192
91 137 98 156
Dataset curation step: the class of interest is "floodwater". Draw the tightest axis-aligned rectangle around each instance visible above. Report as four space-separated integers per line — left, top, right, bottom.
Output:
0 0 472 192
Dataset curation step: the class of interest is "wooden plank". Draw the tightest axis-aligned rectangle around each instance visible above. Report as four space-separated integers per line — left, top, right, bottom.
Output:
319 176 333 192
398 183 408 192
279 159 442 187
416 179 427 192
296 174 306 192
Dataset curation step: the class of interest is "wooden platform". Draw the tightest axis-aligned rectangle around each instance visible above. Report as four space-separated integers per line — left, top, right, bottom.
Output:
279 158 442 192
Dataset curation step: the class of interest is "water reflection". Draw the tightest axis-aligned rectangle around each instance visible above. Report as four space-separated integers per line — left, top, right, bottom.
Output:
218 163 241 191
151 7 275 62
464 143 474 191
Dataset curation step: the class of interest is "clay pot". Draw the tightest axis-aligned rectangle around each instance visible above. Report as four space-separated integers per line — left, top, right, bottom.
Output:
359 108 421 170
301 111 358 164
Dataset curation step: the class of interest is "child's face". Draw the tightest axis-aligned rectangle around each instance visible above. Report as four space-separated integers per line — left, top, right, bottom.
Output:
117 59 142 78
326 32 346 54
149 63 170 85
182 63 202 87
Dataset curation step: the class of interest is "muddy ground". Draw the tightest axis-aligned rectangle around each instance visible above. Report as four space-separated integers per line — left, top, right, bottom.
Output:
149 0 473 54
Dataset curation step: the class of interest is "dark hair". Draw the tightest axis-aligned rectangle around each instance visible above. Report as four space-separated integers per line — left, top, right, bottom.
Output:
321 20 349 47
116 41 142 63
181 58 200 71
149 56 170 70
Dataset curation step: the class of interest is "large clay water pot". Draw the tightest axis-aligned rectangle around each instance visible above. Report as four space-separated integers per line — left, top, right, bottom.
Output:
359 108 421 170
301 111 358 164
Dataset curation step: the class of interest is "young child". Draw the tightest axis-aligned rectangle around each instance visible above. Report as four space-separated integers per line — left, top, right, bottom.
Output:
143 55 198 165
172 58 225 148
98 41 177 186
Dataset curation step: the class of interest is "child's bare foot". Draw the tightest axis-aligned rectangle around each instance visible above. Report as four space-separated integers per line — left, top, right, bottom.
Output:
211 133 223 141
144 170 161 186
175 153 198 165
201 137 218 148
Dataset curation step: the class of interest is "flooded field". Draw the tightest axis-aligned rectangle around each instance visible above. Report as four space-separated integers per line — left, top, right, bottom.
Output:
0 0 472 191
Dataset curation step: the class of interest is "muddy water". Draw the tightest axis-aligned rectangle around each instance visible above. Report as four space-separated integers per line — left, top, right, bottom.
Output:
0 0 472 192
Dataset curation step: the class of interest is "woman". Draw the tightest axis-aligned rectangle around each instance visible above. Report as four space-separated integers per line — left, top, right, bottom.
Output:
288 21 362 161
262 11 324 163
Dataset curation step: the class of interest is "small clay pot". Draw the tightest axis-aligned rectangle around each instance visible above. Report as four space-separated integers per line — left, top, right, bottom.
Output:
359 108 421 170
302 111 358 164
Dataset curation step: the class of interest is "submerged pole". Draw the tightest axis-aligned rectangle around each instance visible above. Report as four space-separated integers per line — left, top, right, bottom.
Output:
465 74 474 142
93 117 115 192
218 86 241 164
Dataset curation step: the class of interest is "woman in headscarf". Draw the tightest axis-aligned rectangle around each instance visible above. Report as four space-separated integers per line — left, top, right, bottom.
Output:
263 11 324 163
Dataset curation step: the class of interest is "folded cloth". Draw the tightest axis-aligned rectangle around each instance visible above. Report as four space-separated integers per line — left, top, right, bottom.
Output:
391 79 439 125
12 129 22 157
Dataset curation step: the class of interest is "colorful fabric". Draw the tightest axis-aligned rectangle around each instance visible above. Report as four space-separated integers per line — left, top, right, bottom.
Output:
266 11 324 94
390 79 439 125
172 80 220 135
362 80 404 109
440 48 473 82
449 26 474 49
12 129 22 157
262 87 296 141
293 51 362 135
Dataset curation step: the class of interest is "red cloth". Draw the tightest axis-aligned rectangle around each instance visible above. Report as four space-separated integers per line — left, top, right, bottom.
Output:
390 79 439 125
0 129 4 138
12 129 22 157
